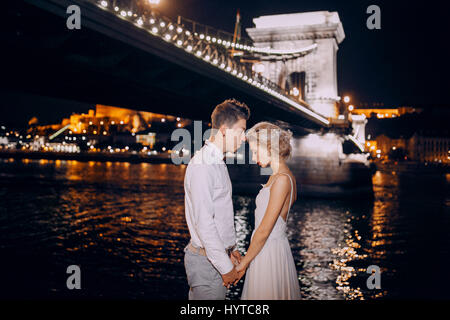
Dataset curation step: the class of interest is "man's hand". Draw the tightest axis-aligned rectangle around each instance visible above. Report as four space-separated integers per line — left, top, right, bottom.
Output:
230 250 242 266
221 267 239 288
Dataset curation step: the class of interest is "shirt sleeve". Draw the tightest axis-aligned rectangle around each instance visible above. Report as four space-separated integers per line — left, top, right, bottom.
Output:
188 164 234 275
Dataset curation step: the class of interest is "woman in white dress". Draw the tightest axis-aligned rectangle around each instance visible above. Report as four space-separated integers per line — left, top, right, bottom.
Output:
236 122 301 300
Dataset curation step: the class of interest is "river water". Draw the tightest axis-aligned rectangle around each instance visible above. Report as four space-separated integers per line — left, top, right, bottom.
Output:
0 158 449 299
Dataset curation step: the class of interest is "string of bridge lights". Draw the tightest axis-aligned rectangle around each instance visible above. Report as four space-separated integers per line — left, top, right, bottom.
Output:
97 0 329 126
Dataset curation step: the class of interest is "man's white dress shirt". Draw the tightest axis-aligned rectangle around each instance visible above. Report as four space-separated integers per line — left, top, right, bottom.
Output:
184 140 236 275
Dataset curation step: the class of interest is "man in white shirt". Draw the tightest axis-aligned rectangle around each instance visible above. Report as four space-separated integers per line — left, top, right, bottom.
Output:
184 99 250 300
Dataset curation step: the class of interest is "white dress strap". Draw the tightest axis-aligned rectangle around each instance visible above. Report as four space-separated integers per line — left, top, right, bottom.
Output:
277 173 294 221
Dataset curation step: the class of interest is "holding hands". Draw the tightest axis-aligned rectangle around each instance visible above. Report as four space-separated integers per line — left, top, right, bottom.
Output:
222 250 248 288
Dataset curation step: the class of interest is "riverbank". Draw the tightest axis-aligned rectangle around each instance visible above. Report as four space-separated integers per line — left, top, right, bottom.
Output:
0 150 173 164
372 160 449 174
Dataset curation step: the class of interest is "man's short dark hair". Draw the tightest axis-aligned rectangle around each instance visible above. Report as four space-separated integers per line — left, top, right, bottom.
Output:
211 99 250 129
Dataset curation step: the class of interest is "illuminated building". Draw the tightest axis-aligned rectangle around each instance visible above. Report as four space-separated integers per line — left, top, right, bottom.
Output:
33 104 191 149
351 106 422 119
367 132 449 163
136 131 156 148
408 132 450 163
375 134 407 158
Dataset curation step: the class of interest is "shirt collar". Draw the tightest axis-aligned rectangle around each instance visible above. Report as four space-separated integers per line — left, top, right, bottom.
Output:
205 139 225 163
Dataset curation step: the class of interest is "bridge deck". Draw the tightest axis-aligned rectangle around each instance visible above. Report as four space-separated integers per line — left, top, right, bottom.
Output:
4 0 330 131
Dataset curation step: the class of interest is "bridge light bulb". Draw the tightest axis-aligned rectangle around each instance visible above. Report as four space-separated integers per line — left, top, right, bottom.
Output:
120 10 126 17
127 11 132 17
165 34 171 40
149 18 155 24
212 59 218 64
114 6 119 12
152 27 158 33
187 45 192 51
177 40 183 46
177 27 183 33
100 1 108 8
160 22 166 27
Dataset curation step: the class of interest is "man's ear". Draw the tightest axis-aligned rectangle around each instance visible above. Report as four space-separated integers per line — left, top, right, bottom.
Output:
219 125 227 136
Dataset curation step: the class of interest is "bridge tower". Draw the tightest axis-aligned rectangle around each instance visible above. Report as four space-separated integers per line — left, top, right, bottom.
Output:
246 11 345 119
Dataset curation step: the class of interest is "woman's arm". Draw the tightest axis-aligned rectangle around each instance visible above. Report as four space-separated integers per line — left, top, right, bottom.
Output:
236 175 291 274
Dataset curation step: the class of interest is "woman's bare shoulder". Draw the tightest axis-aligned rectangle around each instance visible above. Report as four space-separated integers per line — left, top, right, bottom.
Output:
271 174 291 193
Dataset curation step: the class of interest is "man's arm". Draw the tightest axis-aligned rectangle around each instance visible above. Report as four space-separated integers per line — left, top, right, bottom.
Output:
189 164 234 275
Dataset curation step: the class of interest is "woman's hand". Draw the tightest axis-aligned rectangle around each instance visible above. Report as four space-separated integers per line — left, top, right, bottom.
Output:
230 250 242 266
233 260 248 285
235 261 247 273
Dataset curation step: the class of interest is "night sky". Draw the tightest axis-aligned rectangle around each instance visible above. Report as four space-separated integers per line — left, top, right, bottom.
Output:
2 0 450 127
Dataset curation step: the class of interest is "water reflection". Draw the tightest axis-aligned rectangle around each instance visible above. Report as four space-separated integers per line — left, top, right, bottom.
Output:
0 159 449 299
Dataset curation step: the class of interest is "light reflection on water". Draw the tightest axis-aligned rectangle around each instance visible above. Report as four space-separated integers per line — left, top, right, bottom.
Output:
0 158 449 299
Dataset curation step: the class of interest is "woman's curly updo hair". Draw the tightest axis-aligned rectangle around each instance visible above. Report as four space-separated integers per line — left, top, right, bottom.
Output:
246 122 293 160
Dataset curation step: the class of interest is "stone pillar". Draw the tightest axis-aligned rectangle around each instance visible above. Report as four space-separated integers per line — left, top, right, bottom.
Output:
350 114 368 145
246 11 345 119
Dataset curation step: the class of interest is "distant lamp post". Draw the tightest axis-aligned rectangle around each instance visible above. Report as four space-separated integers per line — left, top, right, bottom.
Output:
348 104 354 111
340 95 351 123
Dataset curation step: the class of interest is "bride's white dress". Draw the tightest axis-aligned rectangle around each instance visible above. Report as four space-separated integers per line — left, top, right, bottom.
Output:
241 173 301 300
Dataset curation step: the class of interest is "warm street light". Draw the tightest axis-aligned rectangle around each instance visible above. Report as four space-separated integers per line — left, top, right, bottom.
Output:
348 104 354 111
343 96 350 103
